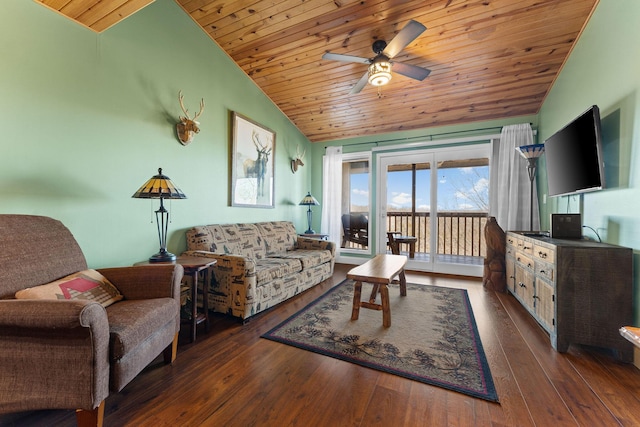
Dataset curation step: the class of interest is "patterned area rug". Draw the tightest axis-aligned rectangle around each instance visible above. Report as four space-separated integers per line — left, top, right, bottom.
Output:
262 279 498 402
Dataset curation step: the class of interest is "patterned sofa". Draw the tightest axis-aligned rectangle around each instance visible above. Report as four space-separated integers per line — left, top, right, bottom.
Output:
183 221 335 320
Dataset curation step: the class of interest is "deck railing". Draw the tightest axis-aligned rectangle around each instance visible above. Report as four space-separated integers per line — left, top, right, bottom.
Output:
343 211 488 258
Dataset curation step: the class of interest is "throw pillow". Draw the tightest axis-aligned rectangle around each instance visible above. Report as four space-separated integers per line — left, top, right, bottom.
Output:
15 269 123 308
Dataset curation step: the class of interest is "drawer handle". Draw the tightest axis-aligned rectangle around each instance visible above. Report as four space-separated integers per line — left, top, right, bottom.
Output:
538 251 547 258
519 282 526 288
523 245 531 250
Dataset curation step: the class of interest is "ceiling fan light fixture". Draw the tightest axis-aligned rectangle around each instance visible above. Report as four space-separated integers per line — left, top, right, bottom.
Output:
368 60 392 86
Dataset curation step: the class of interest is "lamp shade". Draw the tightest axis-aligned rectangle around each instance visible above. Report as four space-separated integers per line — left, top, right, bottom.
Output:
132 168 187 200
368 58 392 87
516 144 545 159
299 192 319 206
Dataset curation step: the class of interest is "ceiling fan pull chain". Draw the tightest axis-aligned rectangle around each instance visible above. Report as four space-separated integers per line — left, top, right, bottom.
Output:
377 87 383 98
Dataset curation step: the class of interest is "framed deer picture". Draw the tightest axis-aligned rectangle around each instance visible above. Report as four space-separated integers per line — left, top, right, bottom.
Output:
230 112 276 208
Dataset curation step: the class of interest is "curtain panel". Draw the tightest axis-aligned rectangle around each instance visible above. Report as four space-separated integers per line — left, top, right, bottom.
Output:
489 124 539 231
321 146 343 245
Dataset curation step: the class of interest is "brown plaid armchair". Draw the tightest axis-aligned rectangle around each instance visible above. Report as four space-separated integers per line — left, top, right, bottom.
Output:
0 215 183 427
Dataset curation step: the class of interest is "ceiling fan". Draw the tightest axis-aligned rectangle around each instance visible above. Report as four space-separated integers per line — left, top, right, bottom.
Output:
322 20 432 94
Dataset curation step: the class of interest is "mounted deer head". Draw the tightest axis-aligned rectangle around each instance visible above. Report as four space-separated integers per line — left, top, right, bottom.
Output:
291 145 306 173
176 91 205 145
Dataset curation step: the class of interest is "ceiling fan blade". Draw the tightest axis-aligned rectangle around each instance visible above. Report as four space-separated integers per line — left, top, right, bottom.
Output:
383 20 426 59
350 72 369 94
392 62 431 81
322 52 371 64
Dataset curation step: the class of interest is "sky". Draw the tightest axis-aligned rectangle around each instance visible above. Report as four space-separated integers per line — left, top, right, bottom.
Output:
350 165 489 212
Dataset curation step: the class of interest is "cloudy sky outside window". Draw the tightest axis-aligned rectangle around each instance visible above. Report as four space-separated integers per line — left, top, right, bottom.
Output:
349 166 489 211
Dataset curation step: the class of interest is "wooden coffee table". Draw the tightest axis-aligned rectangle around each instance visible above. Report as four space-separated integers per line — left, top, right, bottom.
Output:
347 254 407 327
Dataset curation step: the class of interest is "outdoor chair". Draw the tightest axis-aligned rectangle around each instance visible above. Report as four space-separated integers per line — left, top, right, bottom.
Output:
341 214 369 248
387 231 417 258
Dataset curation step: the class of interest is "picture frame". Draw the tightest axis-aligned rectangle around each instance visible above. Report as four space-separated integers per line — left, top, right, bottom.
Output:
230 112 276 208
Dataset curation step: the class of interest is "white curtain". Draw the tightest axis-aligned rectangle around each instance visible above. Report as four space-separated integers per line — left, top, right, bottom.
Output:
321 146 343 245
489 124 539 231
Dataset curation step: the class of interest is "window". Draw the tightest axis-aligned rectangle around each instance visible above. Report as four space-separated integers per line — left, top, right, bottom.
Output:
340 156 370 251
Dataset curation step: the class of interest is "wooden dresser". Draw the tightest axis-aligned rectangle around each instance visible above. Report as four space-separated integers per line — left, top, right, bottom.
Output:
505 231 633 361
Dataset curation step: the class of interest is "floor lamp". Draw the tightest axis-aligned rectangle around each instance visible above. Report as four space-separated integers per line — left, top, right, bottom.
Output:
516 144 545 232
132 168 187 262
299 192 319 234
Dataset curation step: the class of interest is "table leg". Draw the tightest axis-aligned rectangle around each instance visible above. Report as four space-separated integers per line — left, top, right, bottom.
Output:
409 242 415 258
351 281 363 321
399 269 407 297
202 269 210 332
369 283 380 303
390 242 399 255
190 271 198 343
380 284 391 327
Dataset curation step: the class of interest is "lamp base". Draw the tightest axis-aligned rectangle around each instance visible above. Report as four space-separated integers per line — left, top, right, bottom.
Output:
149 251 177 263
304 229 316 234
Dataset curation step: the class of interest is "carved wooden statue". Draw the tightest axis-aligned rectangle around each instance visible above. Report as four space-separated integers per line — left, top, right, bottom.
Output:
483 216 507 292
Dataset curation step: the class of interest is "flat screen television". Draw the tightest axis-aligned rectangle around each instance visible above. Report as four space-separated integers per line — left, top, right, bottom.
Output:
544 105 605 197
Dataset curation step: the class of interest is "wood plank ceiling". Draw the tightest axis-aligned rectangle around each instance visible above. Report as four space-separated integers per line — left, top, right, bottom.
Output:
35 0 155 32
35 0 599 143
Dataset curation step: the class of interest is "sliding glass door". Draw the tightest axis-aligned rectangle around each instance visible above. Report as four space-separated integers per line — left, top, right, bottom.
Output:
377 145 490 275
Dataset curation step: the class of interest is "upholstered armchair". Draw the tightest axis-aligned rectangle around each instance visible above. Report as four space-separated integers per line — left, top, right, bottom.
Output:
0 215 183 427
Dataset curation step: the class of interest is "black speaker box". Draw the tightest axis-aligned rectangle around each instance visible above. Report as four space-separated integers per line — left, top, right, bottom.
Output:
550 214 582 239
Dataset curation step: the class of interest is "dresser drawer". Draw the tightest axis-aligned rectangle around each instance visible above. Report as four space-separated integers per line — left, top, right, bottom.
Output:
534 244 555 263
515 253 534 270
535 261 555 282
516 239 533 255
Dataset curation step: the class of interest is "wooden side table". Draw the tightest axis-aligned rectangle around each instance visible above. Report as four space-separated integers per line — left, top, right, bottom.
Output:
135 256 216 342
299 233 329 240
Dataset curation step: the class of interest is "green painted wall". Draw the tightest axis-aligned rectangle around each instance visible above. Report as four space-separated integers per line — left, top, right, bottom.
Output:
0 0 312 268
538 0 640 322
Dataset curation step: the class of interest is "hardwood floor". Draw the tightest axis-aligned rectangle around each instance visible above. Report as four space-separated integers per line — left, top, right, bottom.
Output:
3 264 640 426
